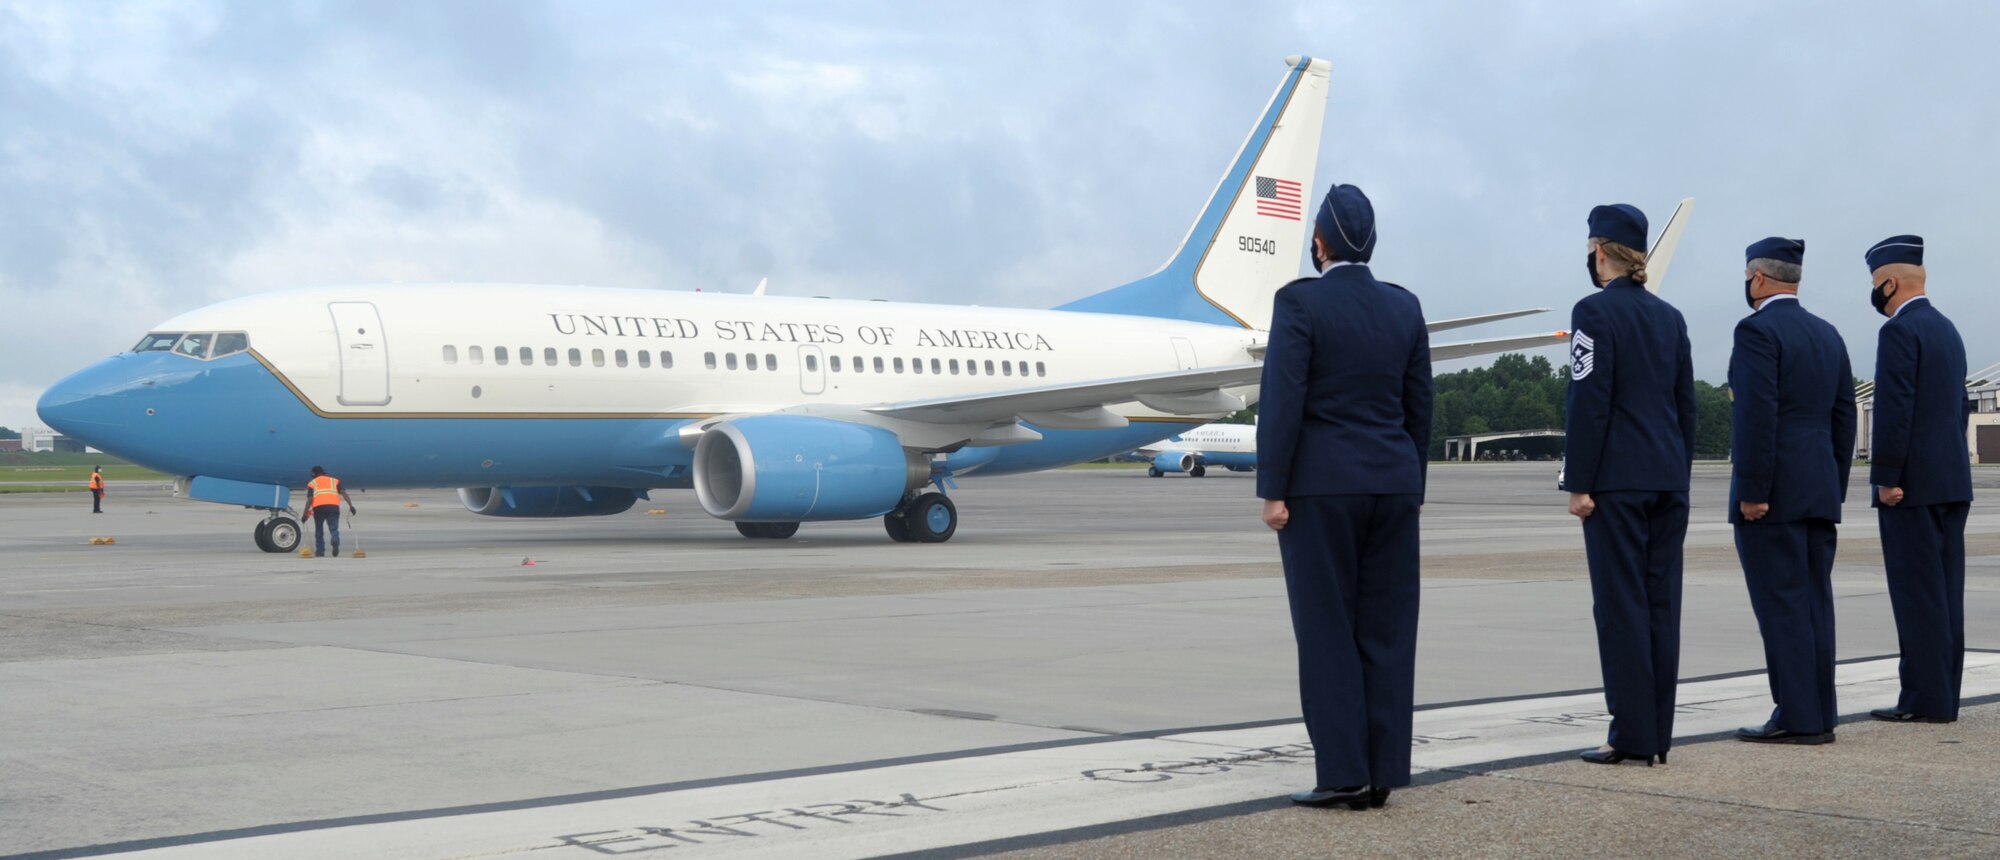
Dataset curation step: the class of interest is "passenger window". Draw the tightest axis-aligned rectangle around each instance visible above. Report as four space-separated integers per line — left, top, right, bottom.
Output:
930 358 941 374
615 349 629 368
519 346 534 366
469 346 485 365
443 345 458 365
1017 361 1029 377
494 346 509 366
637 350 651 368
133 333 184 352
661 350 674 369
806 354 819 372
591 349 606 368
544 347 558 365
1002 360 1013 377
174 333 213 359
855 356 866 372
746 353 760 371
1035 361 1046 377
830 356 842 372
705 352 717 370
949 359 960 375
726 353 739 371
211 332 249 358
912 357 924 375
893 357 905 373
766 353 777 370
568 348 582 367
984 360 995 375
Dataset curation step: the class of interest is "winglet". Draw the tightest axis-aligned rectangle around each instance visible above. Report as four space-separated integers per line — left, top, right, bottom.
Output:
752 277 768 297
1643 197 1695 293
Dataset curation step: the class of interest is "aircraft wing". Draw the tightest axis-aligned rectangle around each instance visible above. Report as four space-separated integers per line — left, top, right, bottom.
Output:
1432 331 1570 363
869 363 1263 428
1427 308 1549 333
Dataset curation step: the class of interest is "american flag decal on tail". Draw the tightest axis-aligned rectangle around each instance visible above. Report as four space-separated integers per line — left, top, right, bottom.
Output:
1254 176 1302 220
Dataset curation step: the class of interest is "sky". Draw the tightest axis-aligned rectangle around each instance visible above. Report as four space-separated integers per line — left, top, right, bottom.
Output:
3 0 1998 431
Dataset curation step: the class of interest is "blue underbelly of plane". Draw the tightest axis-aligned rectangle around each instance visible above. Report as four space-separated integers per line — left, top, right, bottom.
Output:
38 352 1197 490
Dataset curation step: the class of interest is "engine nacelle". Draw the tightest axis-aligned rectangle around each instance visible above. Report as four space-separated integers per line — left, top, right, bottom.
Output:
1152 451 1196 473
693 416 928 521
458 486 640 518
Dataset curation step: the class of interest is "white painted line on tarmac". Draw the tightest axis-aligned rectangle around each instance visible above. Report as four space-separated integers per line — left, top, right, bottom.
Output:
115 654 2000 860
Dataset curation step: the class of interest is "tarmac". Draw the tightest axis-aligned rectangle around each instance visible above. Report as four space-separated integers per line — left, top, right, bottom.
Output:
0 463 1993 859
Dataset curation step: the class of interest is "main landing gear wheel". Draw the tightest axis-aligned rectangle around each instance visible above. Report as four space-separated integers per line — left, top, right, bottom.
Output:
735 522 801 539
1190 465 1207 478
884 509 914 542
256 516 301 554
1148 466 1163 478
902 492 957 543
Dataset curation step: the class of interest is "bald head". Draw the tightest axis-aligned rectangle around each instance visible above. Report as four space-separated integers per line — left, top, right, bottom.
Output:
1871 262 1927 316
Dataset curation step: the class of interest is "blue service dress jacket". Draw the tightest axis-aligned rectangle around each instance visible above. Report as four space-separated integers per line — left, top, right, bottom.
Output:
1727 297 1857 524
1562 277 1696 493
1256 264 1433 500
1870 298 1973 508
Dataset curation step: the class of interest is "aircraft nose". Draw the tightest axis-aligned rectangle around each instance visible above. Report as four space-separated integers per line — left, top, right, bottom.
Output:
36 356 143 441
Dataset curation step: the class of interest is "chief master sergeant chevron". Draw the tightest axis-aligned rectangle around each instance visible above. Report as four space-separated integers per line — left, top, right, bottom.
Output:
1562 203 1697 767
1864 235 1972 724
1257 183 1432 811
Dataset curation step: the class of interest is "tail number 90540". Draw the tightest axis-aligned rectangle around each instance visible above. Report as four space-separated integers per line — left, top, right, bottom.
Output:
1237 236 1277 255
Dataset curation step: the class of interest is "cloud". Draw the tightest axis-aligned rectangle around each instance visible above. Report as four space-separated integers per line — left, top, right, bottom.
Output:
4 0 1999 432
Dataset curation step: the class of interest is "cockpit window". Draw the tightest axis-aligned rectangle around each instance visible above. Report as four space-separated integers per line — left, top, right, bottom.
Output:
211 332 249 358
134 333 184 352
174 333 213 359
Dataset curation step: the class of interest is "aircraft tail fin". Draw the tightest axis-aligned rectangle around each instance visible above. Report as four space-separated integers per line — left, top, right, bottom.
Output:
1058 55 1332 329
1643 198 1695 292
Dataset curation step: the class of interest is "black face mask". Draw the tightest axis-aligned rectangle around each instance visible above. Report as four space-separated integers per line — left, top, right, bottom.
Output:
1311 242 1328 272
1587 252 1602 289
1744 277 1757 310
1871 279 1895 316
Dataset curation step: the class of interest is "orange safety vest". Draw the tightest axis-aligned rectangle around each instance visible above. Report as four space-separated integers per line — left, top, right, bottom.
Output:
308 475 342 508
89 471 104 490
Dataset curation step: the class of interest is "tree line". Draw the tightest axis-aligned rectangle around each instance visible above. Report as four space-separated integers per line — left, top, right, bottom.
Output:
1220 353 1734 460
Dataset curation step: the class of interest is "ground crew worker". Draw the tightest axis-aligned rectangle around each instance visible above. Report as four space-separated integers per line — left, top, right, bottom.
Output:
1564 203 1696 766
89 466 104 513
1864 235 1971 724
1258 183 1432 810
302 465 356 558
1729 238 1855 746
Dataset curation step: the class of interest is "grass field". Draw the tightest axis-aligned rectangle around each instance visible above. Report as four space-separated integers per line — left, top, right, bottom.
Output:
0 454 167 491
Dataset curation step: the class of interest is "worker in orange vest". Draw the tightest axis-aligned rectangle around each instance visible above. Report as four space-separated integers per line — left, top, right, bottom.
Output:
302 465 356 557
89 466 105 514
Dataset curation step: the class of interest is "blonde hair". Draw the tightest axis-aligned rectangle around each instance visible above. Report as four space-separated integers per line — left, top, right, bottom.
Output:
1592 238 1649 285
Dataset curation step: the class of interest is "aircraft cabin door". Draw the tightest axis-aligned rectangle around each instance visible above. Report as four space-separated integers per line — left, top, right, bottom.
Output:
1171 337 1199 370
798 344 826 395
328 301 392 406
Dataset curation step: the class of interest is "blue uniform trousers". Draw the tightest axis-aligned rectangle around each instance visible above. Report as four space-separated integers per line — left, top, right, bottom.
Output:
1277 494 1420 790
1735 519 1839 733
1878 502 1969 720
1581 491 1686 756
312 504 342 555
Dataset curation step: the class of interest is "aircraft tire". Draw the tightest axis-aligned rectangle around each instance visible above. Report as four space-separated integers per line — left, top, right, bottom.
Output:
884 510 915 542
763 521 800 539
904 492 957 543
263 516 302 553
735 522 764 539
1148 467 1163 478
254 521 275 553
1190 465 1207 478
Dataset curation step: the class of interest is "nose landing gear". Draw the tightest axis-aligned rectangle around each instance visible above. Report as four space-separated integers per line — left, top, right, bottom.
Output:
253 513 302 553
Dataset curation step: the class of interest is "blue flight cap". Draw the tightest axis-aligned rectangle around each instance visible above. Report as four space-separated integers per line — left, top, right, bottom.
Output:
1315 184 1376 263
1746 237 1805 266
1865 235 1924 271
1587 204 1648 250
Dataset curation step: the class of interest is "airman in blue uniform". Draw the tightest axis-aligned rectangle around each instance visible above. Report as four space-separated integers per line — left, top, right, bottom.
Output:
1728 238 1856 745
1863 235 1972 724
1563 204 1696 766
1259 184 1432 810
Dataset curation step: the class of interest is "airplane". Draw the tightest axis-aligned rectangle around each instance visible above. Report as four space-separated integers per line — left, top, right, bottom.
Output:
1125 421 1258 477
37 55 1588 552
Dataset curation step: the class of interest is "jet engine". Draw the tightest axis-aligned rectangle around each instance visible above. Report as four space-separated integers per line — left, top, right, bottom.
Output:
458 486 640 518
1152 451 1196 474
693 416 929 521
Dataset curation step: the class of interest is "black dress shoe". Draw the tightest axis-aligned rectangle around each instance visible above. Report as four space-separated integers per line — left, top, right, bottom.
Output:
1870 707 1953 724
1368 787 1391 808
1291 785 1371 810
1580 747 1654 766
1735 723 1835 744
